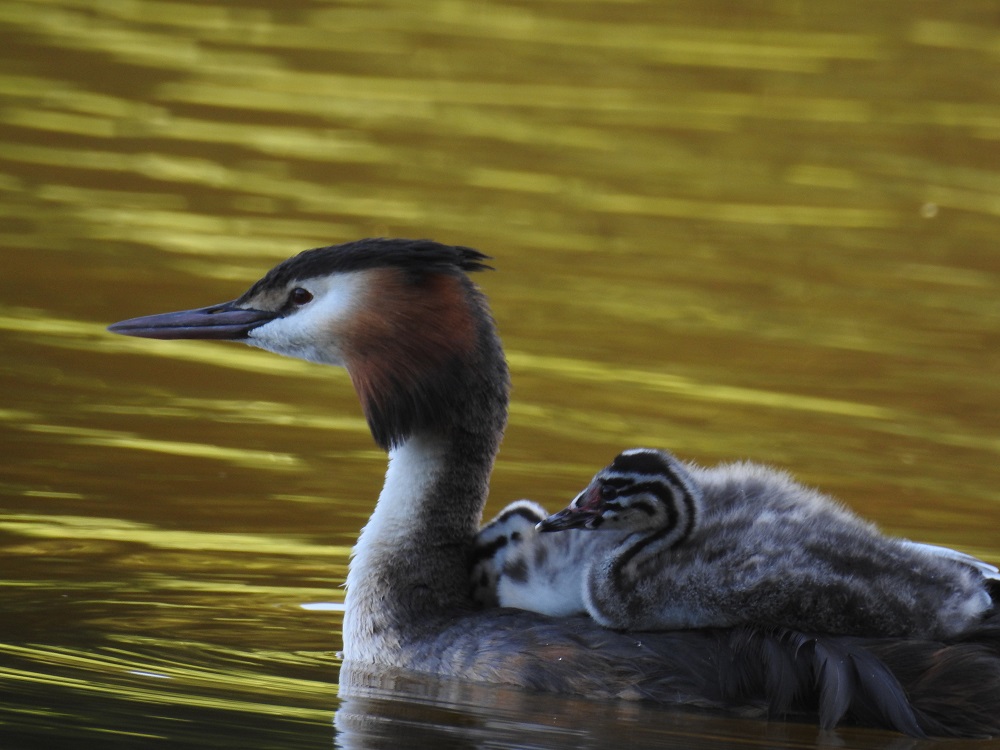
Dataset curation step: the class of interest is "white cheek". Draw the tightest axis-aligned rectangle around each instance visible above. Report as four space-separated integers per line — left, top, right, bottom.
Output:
247 315 346 365
246 273 366 366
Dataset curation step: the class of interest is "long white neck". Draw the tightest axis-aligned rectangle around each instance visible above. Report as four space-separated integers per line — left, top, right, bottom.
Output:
350 434 450 573
342 429 497 664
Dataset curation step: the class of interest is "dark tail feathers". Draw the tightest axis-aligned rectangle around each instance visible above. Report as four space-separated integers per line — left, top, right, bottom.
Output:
722 627 924 736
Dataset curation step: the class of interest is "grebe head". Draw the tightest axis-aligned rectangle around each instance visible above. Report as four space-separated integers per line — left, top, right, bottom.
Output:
108 238 508 450
538 448 701 548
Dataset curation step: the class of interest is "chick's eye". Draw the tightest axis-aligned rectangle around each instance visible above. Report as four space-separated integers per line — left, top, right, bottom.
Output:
599 484 618 501
290 287 313 306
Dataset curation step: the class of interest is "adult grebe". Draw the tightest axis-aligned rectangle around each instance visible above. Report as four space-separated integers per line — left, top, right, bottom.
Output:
108 238 1000 737
477 448 996 637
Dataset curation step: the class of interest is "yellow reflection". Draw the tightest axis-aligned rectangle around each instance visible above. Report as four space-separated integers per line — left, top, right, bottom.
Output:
23 489 87 500
586 192 897 228
51 0 272 33
924 185 1000 218
896 263 996 289
508 349 894 420
0 2 275 73
0 107 117 137
785 164 862 191
0 0 882 76
0 407 37 422
25 423 303 470
34 184 188 211
0 308 106 338
0 513 350 558
0 142 421 225
871 419 1000 459
158 74 877 125
0 643 333 721
468 168 569 195
157 116 388 163
910 19 1000 53
89 399 369 435
273 493 338 505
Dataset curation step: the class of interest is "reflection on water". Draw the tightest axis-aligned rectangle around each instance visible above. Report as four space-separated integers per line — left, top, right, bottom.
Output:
1 639 338 749
2 0 1000 746
335 664 934 750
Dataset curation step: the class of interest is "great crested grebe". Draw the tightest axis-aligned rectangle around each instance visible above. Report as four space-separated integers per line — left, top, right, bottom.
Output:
109 238 1000 737
477 448 997 638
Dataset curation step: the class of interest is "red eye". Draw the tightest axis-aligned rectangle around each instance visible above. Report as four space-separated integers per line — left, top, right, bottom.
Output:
290 287 313 305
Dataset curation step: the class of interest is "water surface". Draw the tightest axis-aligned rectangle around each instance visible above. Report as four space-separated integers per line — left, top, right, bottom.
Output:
1 1 999 747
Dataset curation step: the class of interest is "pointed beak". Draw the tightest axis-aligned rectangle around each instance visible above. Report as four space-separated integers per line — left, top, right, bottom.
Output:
536 484 607 532
536 487 603 532
107 300 278 341
536 506 596 532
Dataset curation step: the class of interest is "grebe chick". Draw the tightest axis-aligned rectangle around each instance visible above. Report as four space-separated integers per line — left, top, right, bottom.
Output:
470 500 546 608
533 448 997 638
472 499 625 615
108 238 1000 737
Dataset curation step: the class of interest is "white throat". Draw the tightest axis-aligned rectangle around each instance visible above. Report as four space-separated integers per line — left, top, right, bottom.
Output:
354 435 448 556
342 434 449 660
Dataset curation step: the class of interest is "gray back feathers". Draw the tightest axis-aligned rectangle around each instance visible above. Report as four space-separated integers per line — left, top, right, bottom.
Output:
476 448 995 639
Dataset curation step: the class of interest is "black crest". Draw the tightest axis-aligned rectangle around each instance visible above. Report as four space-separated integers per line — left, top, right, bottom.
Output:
237 238 492 302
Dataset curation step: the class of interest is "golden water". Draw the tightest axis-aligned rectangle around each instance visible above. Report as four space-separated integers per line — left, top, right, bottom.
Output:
1 1 999 747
